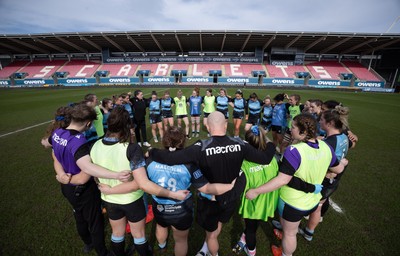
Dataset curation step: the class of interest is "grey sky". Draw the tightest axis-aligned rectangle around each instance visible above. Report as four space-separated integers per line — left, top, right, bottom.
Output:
0 0 399 34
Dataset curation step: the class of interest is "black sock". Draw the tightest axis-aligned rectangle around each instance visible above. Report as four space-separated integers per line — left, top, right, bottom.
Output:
135 241 153 256
321 198 330 216
111 240 125 256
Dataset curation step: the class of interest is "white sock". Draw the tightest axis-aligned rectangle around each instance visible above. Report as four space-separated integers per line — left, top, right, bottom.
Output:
200 241 208 252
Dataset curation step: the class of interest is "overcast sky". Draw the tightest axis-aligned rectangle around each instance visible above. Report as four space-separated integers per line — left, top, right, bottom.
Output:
0 0 399 34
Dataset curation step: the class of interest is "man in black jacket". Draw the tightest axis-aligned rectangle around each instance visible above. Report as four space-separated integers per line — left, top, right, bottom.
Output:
130 90 151 147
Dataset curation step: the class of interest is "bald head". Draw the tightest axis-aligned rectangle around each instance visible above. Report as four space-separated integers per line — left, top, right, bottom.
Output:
207 111 227 136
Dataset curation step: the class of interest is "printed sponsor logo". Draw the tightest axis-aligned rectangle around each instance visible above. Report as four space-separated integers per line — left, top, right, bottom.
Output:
66 79 88 84
24 80 45 85
357 82 382 87
271 61 294 66
187 78 209 82
272 79 295 84
0 80 10 85
205 144 241 156
109 78 130 83
317 81 340 86
148 78 171 82
52 132 68 147
227 78 249 83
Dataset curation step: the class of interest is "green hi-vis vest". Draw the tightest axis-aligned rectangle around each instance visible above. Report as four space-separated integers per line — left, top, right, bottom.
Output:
203 95 216 114
174 96 188 115
288 105 301 129
90 141 144 204
93 106 104 137
239 158 279 221
280 140 332 210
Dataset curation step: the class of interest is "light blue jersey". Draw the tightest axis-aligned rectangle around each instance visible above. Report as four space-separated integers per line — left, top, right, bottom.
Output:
262 105 273 123
149 99 161 115
161 97 174 111
247 99 262 116
216 96 229 111
272 103 287 127
189 96 202 115
233 98 246 113
146 157 208 205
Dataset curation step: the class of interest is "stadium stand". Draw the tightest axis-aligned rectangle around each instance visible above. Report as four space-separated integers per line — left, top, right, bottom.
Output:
99 63 139 77
139 63 168 76
19 60 66 78
306 61 350 80
191 64 223 76
0 61 29 79
342 61 381 81
57 60 100 78
265 64 308 78
223 64 265 77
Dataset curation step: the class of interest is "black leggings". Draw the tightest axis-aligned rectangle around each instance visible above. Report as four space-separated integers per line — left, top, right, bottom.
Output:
244 218 260 250
134 119 148 143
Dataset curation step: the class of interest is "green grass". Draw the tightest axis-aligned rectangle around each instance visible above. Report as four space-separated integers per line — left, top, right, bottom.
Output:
0 87 398 255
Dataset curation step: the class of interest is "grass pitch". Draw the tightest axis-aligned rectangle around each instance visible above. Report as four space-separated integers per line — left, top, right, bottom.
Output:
0 86 398 255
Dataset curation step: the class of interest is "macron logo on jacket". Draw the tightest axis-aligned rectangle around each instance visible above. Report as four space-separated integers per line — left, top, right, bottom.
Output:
205 144 241 156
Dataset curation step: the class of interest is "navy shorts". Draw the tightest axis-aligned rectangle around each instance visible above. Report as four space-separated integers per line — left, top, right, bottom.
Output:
161 110 173 118
196 194 236 232
232 111 244 119
152 197 194 231
246 116 260 125
150 114 162 124
217 109 229 119
278 197 318 222
271 125 287 134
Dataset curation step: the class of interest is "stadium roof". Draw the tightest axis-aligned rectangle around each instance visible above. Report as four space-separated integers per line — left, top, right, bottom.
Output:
1 30 399 56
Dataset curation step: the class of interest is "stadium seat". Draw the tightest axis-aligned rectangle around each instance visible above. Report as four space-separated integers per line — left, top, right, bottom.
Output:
57 60 100 78
19 60 67 78
0 61 29 79
306 61 350 80
100 63 139 77
342 61 381 81
265 64 308 78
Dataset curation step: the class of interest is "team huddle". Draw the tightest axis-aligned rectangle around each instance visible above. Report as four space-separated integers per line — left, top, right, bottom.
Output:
41 88 358 256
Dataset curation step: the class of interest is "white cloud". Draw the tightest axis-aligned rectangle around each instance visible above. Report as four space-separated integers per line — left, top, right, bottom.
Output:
0 0 399 34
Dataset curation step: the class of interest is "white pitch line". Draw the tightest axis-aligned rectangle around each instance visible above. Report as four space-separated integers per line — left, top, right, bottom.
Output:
329 199 344 214
0 120 52 138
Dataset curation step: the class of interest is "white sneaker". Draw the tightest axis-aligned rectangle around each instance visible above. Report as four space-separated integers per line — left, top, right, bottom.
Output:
196 133 199 137
137 142 142 147
143 142 151 147
154 137 158 143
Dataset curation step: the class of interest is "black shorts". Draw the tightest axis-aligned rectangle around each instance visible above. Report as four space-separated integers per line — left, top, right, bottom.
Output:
190 114 200 117
204 112 211 118
278 197 318 222
271 125 286 134
260 120 272 131
232 111 244 119
161 110 173 118
216 109 229 119
152 197 194 231
176 115 188 119
104 197 146 222
150 114 162 124
247 115 260 125
196 195 236 232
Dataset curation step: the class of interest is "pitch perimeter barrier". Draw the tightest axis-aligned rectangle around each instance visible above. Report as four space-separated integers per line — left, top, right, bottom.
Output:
57 78 96 87
99 77 140 84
